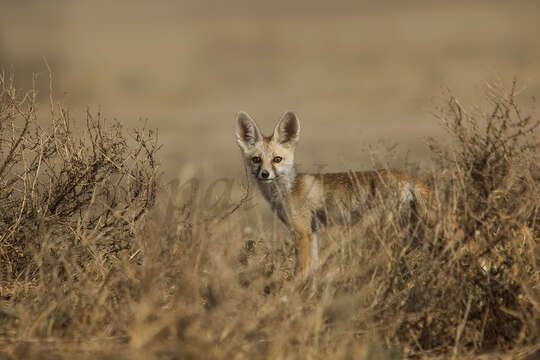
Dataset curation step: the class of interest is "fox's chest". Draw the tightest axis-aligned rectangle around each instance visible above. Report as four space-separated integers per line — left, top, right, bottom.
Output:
271 202 290 226
258 183 291 225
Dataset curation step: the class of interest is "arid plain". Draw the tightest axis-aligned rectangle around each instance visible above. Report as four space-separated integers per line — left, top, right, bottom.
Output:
1 1 539 176
0 1 539 359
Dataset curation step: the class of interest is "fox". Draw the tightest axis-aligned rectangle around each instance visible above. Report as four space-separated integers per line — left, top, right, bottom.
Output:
235 111 433 277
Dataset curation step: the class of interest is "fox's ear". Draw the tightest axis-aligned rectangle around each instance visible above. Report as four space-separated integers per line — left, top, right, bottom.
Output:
273 111 300 147
235 112 262 151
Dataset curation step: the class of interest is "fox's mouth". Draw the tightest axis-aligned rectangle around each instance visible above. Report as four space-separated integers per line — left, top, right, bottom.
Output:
258 177 277 183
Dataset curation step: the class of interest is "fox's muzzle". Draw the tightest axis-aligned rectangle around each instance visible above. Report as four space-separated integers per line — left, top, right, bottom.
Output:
256 167 275 181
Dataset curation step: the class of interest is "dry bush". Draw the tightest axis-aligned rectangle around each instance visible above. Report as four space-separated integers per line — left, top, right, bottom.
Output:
0 71 159 342
0 76 538 360
416 80 540 354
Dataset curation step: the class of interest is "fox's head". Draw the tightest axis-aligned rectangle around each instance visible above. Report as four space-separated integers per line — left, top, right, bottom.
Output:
235 111 300 184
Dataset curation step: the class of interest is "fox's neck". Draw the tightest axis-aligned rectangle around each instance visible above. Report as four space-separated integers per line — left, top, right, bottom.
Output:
257 166 297 206
256 168 296 226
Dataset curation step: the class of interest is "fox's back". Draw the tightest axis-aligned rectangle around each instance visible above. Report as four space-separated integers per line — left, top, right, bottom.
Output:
289 169 430 226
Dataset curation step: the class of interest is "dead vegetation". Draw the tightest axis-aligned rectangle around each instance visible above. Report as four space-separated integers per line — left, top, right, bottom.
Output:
0 75 538 359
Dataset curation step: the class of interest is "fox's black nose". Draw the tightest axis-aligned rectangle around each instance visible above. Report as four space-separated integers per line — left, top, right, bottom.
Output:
260 170 270 179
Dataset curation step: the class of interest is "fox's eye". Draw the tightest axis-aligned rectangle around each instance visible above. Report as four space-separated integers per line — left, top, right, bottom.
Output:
251 156 262 164
273 156 282 163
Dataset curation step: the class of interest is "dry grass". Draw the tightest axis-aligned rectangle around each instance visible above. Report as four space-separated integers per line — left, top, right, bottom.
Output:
0 74 538 359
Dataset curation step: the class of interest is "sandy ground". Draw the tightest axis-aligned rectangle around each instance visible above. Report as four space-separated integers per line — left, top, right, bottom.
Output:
1 0 539 179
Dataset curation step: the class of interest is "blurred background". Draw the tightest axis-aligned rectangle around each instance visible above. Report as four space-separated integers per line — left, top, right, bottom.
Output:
1 0 539 179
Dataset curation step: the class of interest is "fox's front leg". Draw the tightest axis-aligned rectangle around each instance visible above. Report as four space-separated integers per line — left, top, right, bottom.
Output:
293 227 312 277
310 231 319 271
289 206 315 277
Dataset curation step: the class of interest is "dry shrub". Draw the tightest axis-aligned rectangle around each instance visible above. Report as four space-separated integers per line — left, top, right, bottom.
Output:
0 71 159 341
0 75 538 360
415 80 539 353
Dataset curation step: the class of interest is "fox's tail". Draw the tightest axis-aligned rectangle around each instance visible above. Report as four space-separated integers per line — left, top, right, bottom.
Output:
409 180 465 243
